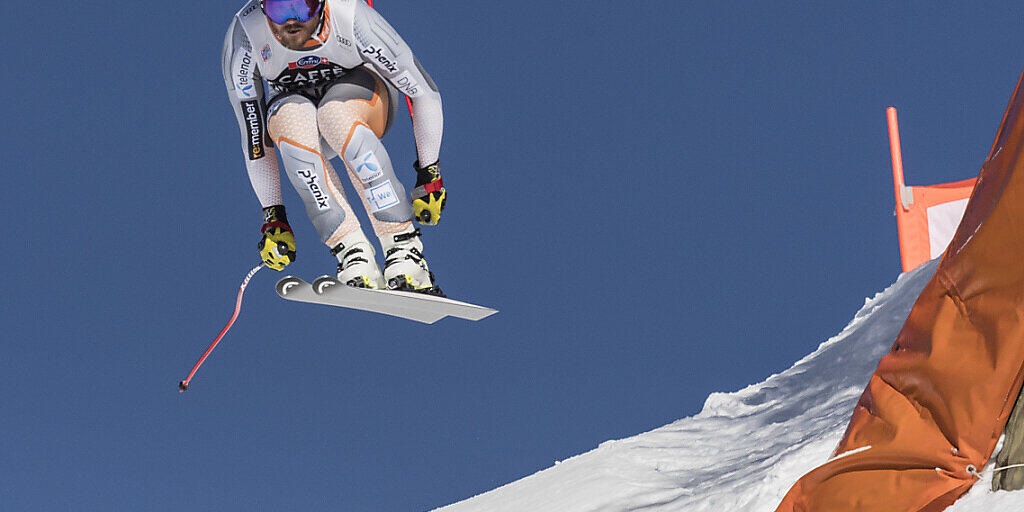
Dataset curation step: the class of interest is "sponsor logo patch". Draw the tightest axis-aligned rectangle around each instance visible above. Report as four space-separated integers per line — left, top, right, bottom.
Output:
393 70 421 98
261 44 272 62
297 169 331 210
365 180 399 212
241 2 259 16
354 151 384 184
268 61 347 91
362 45 399 75
289 56 329 70
241 100 265 160
234 49 256 99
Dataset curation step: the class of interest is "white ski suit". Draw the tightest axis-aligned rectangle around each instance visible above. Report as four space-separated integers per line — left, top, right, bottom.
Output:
221 0 442 247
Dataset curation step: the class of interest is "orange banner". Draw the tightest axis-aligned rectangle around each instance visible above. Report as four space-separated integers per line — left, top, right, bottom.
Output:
776 71 1024 511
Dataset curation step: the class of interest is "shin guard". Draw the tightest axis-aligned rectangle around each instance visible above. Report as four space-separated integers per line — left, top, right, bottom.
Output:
342 124 414 233
278 140 355 245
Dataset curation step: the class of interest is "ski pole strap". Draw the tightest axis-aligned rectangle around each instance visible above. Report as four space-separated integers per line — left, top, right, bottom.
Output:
179 263 264 392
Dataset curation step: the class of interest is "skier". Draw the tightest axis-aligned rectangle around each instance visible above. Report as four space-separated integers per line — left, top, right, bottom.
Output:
222 0 446 295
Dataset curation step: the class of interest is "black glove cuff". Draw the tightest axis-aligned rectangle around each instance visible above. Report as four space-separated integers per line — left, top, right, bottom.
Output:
262 204 289 224
413 160 441 188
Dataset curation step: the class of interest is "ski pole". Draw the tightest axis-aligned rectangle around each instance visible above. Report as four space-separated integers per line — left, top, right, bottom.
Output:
179 263 265 392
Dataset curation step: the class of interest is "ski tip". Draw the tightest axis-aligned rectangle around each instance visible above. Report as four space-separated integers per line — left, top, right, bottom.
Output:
178 381 189 392
276 276 307 297
312 275 342 294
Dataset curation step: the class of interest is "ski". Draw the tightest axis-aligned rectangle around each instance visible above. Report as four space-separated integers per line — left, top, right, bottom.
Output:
275 276 498 324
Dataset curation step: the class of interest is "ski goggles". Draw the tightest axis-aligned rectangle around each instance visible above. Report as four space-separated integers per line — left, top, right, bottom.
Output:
261 0 323 24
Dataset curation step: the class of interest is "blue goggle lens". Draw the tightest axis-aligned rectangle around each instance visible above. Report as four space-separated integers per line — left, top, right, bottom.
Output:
262 0 322 24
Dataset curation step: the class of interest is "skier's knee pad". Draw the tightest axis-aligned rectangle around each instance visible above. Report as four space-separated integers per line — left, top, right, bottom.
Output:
343 124 413 223
277 140 349 244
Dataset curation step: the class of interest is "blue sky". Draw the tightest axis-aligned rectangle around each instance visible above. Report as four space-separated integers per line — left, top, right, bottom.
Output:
3 1 1023 510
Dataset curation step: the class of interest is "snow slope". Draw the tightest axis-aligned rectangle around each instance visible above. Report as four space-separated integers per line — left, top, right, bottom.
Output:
435 260 1024 511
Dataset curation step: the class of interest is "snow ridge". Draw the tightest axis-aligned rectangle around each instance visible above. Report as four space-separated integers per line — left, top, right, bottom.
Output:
436 261 929 511
437 260 1024 511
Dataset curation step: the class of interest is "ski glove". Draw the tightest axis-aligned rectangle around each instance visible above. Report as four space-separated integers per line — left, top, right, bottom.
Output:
411 160 446 226
258 205 296 270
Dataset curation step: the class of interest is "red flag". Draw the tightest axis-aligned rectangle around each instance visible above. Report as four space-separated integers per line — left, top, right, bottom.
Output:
888 107 978 273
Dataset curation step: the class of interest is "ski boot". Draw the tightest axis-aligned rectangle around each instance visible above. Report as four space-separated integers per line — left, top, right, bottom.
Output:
331 230 385 289
381 226 444 297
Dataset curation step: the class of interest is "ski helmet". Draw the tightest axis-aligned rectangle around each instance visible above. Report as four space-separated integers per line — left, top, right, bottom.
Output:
261 0 324 24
